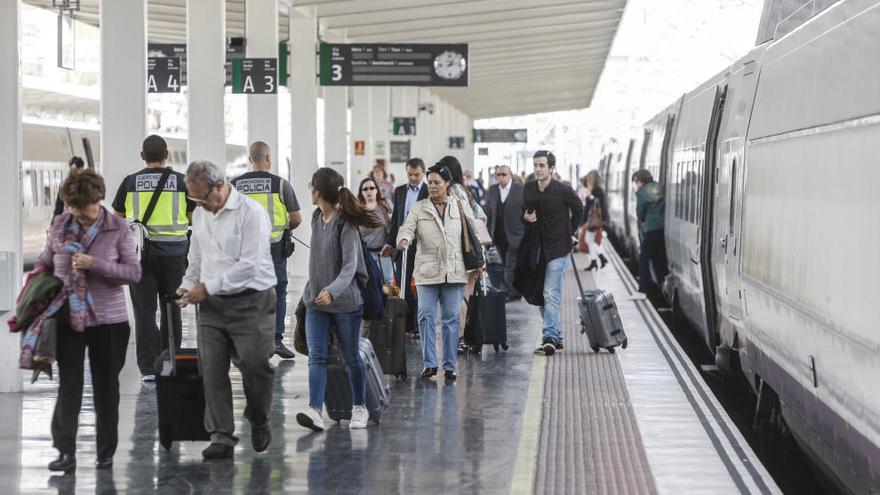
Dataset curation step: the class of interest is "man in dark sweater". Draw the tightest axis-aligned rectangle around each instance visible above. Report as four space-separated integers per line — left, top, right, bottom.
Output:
522 151 583 356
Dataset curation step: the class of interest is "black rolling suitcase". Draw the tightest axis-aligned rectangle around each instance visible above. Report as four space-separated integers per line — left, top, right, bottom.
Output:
570 254 628 353
364 295 408 379
155 300 210 450
485 247 506 291
481 281 509 352
325 338 390 424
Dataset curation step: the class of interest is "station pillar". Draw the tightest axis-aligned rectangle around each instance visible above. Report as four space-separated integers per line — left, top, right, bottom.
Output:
288 11 318 279
350 87 371 180
246 0 279 171
100 0 147 204
370 87 390 171
324 86 349 182
0 0 22 393
187 0 226 168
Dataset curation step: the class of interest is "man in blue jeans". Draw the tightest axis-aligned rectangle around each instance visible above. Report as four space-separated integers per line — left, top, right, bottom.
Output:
522 151 583 356
231 142 302 359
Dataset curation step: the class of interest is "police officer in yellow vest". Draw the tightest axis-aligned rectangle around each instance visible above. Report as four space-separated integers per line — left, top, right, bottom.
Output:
231 141 302 359
112 135 195 381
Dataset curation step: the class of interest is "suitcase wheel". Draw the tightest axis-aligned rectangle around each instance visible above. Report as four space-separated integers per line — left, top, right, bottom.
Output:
159 426 172 451
396 372 407 381
608 347 616 354
501 344 509 351
493 344 499 353
621 339 628 349
591 344 600 353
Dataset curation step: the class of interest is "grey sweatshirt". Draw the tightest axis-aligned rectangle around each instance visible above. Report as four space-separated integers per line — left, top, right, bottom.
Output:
302 209 367 313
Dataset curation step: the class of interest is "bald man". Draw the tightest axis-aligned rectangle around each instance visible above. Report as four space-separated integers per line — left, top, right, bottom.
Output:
231 141 302 359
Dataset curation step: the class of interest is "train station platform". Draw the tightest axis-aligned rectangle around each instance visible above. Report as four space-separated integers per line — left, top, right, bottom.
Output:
0 247 780 494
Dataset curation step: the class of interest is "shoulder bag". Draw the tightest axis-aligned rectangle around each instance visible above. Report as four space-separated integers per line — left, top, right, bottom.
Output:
458 200 485 271
131 168 173 261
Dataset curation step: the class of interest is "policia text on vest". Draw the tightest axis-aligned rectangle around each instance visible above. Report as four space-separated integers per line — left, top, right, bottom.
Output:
231 172 300 244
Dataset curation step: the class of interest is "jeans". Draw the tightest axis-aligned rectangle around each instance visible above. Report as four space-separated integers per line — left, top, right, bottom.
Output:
270 242 288 343
130 253 186 375
540 255 571 345
417 283 465 371
305 306 366 410
369 251 394 285
639 230 669 292
52 321 130 458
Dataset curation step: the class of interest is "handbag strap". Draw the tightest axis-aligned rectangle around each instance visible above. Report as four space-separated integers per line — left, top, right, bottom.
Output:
140 168 173 226
457 199 471 253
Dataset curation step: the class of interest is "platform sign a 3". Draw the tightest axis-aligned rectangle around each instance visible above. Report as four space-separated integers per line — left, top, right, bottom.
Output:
320 43 468 87
232 58 278 94
147 57 181 93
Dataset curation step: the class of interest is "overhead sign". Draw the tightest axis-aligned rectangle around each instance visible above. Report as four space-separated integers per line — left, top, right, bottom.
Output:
232 58 278 94
147 57 181 93
474 129 528 143
374 141 386 156
320 43 469 87
148 43 187 84
354 140 366 156
389 141 411 163
478 147 489 156
393 117 416 136
448 137 465 149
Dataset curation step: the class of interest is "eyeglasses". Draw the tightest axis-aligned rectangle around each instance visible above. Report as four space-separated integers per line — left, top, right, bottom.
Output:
495 173 508 177
361 186 377 192
187 188 212 205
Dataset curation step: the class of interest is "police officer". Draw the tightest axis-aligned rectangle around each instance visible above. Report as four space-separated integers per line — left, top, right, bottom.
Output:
231 141 302 359
112 135 195 382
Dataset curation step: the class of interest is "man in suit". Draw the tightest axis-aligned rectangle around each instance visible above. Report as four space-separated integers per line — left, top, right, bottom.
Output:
486 164 525 301
382 157 427 336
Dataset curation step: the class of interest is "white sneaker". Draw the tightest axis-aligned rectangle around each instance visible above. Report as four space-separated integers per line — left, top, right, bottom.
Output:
349 405 369 429
141 374 156 383
296 407 325 432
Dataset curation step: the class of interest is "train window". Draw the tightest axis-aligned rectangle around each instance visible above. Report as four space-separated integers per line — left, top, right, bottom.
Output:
687 162 696 224
729 159 737 232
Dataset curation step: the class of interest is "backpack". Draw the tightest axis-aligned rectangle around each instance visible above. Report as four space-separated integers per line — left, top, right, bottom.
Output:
336 217 385 320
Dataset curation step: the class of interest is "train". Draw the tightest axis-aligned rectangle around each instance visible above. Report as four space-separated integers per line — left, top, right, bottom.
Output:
599 1 879 493
21 121 247 266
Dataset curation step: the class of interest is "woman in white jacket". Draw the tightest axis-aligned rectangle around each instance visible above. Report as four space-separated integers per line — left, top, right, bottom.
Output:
396 164 480 381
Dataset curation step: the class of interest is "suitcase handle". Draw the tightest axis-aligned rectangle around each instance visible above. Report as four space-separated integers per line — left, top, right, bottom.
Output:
164 295 199 377
569 253 588 295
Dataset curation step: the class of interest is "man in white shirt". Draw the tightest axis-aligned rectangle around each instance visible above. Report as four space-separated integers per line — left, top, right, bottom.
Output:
176 160 277 460
486 165 525 301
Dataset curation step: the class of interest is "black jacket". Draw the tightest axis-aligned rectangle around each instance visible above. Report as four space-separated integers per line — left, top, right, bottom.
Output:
584 186 608 223
486 181 525 249
385 182 428 248
521 179 583 263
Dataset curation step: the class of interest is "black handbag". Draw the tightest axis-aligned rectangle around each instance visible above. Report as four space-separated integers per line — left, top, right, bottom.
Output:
280 228 295 258
463 281 484 347
458 200 484 271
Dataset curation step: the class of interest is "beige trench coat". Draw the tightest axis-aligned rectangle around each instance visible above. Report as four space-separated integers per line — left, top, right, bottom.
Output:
396 198 475 285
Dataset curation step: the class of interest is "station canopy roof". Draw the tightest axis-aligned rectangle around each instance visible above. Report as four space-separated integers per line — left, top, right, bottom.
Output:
25 0 626 119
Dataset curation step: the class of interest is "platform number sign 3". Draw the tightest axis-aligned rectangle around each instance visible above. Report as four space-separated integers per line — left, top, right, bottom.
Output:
332 64 343 82
232 58 278 94
147 57 181 93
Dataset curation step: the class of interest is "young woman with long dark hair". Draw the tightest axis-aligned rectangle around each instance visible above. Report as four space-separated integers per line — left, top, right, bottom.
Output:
357 176 393 284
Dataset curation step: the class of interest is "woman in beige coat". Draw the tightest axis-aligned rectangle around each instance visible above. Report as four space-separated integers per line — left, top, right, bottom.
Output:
396 164 479 381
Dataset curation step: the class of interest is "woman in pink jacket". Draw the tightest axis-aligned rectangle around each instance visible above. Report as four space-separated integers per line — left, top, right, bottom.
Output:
36 169 141 474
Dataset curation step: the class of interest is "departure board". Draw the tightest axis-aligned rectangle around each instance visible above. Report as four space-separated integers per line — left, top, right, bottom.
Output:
320 43 468 87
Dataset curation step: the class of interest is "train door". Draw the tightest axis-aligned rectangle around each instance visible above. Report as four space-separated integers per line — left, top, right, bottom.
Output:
622 139 635 240
699 85 728 351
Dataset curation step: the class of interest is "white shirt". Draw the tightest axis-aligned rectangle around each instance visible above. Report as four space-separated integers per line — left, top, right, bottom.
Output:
499 182 512 204
180 188 277 296
404 183 423 219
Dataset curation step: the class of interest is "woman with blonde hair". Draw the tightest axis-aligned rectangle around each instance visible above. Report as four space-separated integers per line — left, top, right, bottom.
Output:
583 170 609 270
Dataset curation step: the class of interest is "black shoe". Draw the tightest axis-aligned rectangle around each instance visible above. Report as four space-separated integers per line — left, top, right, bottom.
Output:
469 345 481 354
457 341 468 354
420 367 438 378
202 443 234 460
444 370 457 381
542 342 556 356
554 342 564 351
252 427 271 453
598 254 608 269
274 342 295 360
95 457 113 470
585 260 598 271
48 454 76 474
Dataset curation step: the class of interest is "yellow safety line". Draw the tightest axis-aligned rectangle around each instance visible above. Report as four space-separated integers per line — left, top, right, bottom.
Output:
510 333 548 495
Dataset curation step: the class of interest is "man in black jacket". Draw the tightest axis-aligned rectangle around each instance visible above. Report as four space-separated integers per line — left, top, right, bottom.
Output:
486 164 524 300
521 151 583 356
382 158 427 336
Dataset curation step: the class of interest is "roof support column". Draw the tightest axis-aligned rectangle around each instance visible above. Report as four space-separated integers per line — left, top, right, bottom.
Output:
0 0 22 393
324 86 348 182
370 87 390 168
246 0 279 172
187 0 226 167
288 11 318 279
100 0 147 210
350 87 371 180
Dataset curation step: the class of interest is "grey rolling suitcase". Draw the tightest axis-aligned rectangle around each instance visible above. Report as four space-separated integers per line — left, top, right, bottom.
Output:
570 254 628 353
325 338 391 424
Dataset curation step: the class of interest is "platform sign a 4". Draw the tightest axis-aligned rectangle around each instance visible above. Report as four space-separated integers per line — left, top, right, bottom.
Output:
320 43 468 87
232 58 278 94
147 57 181 93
